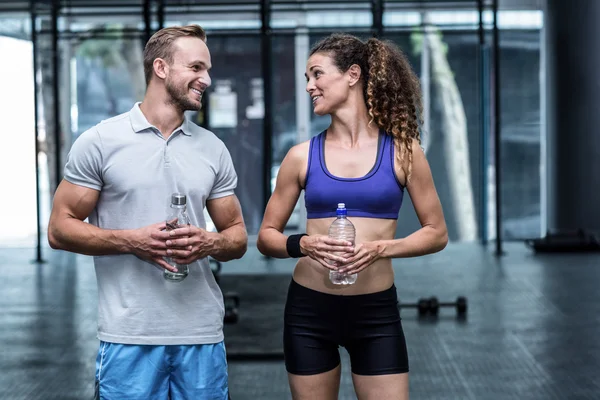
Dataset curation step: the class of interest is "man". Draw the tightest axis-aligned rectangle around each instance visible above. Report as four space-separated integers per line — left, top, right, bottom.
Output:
48 25 247 400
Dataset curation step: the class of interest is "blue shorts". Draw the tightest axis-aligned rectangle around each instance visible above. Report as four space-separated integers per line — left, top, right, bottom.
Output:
94 340 229 400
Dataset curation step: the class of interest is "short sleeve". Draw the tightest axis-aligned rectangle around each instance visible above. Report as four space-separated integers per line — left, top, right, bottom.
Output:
208 144 238 200
63 127 103 191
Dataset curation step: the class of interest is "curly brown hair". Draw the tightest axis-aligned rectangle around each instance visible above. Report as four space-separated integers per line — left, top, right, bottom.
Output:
143 24 207 85
309 33 423 182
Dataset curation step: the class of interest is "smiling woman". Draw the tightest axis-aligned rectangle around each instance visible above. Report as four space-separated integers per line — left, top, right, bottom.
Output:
258 32 448 400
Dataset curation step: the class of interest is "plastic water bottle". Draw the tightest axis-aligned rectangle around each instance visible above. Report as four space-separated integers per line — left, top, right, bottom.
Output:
328 203 357 285
164 193 191 282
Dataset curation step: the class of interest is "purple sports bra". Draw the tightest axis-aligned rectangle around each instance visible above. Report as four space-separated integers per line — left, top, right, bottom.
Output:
304 130 405 219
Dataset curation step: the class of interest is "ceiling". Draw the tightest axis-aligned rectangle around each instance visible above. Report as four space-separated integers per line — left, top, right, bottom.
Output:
0 0 544 13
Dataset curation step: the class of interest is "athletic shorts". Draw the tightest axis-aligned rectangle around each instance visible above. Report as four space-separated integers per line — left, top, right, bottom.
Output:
94 340 229 400
283 279 409 376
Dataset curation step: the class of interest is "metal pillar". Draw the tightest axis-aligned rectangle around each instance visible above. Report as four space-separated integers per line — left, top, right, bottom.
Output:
371 0 383 38
31 0 45 263
260 0 273 212
143 0 152 45
492 0 503 255
420 13 430 153
295 26 310 229
157 0 165 30
477 0 489 245
51 0 61 193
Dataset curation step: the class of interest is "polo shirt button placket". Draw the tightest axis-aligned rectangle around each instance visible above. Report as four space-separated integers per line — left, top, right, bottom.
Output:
164 143 170 168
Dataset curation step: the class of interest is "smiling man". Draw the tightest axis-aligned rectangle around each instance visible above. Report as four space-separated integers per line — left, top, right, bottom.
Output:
47 25 247 400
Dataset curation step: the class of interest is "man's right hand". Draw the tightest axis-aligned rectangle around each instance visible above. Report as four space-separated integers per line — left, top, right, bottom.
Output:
128 222 192 272
48 181 193 269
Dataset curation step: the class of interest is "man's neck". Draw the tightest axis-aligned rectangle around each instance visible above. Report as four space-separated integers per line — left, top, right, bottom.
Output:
139 89 185 139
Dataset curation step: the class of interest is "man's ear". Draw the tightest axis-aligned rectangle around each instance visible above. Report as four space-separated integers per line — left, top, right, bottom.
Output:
153 58 169 80
347 64 362 87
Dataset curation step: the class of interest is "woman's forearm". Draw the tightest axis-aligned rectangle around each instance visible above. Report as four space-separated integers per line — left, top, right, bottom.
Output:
376 226 448 259
257 227 292 258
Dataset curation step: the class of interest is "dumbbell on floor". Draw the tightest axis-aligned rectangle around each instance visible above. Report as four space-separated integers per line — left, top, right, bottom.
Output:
427 296 468 316
398 298 432 316
399 296 468 317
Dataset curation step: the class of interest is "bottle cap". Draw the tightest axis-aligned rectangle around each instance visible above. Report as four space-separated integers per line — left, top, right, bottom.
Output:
171 193 187 205
337 203 345 209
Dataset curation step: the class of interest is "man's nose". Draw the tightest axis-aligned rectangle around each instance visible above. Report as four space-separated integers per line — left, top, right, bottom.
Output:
201 73 211 88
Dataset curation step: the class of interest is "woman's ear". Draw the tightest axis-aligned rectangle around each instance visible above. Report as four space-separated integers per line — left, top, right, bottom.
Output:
347 64 362 87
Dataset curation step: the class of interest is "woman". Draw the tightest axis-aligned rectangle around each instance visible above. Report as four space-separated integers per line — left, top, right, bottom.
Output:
257 33 448 400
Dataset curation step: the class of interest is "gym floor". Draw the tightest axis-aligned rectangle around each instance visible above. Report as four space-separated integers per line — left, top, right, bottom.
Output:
1 242 599 399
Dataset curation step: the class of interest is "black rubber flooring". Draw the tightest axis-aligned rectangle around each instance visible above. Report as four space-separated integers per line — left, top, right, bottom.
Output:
1 243 599 399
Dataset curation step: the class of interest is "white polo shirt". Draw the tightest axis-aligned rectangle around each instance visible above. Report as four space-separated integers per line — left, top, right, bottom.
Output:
64 102 238 345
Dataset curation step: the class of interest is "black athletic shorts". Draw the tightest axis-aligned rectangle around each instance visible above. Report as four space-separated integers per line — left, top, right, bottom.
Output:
283 278 409 376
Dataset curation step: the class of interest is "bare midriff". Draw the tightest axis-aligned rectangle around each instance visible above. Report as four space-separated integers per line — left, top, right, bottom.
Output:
292 216 397 295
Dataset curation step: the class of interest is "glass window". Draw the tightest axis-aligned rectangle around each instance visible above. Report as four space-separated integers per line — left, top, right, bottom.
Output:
72 31 267 236
2 6 542 249
198 35 264 235
0 32 37 247
75 36 145 138
499 29 541 240
271 35 299 231
271 35 297 169
387 29 482 243
381 9 543 243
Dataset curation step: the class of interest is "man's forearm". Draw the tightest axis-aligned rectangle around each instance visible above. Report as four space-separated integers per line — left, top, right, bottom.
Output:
210 224 248 261
48 217 133 256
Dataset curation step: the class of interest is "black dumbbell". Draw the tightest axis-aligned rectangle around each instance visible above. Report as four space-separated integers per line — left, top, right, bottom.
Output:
223 292 240 324
427 296 468 316
398 298 432 316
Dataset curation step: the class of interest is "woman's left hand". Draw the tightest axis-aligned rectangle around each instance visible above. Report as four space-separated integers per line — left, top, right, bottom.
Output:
338 241 383 275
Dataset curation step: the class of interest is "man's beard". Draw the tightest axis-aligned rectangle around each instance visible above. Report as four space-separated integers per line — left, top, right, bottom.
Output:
165 78 202 112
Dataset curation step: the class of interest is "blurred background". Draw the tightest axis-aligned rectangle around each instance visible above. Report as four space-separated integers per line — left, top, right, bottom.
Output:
1 0 544 251
4 1 600 399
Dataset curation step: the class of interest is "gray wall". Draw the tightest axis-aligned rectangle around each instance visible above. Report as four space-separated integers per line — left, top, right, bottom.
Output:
545 0 600 233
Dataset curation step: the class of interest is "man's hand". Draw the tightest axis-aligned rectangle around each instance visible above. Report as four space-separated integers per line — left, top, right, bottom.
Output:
157 225 217 265
128 222 183 272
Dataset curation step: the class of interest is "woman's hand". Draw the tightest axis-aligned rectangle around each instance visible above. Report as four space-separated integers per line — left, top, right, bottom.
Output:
299 234 355 271
338 241 383 275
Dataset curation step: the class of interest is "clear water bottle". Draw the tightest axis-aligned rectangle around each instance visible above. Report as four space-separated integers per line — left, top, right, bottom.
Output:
164 193 191 282
328 203 357 285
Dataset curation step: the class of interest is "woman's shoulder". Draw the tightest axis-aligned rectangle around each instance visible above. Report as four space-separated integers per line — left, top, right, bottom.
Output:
285 138 312 160
282 130 327 167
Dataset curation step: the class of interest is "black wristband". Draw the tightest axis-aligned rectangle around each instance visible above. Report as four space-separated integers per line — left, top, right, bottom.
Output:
286 234 308 258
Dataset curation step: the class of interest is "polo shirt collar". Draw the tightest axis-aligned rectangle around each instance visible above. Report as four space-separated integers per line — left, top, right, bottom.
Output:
130 102 192 136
